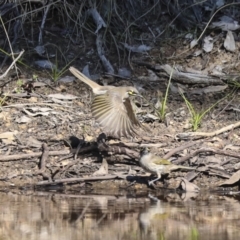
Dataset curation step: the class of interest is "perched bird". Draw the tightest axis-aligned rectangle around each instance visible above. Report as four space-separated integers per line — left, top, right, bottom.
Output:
69 67 142 138
139 148 196 186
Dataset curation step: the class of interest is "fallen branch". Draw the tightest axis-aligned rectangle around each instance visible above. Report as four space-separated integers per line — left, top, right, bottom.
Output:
175 147 240 164
36 174 124 186
176 121 240 140
0 149 70 161
34 143 52 181
163 141 202 159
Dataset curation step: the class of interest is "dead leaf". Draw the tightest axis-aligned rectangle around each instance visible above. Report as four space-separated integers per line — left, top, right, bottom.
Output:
26 136 42 148
224 31 236 52
203 36 213 53
144 113 159 121
190 39 198 48
122 43 152 52
179 178 200 192
185 171 199 182
218 170 240 186
92 159 108 176
35 60 56 69
0 131 19 144
192 49 202 57
15 116 32 124
211 16 240 31
128 167 137 175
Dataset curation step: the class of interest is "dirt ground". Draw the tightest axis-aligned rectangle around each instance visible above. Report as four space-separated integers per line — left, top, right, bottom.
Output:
0 31 240 193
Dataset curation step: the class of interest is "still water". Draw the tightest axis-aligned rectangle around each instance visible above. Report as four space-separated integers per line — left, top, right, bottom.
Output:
0 190 239 240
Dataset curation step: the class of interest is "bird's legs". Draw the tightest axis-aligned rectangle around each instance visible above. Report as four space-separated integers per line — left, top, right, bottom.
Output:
148 172 161 186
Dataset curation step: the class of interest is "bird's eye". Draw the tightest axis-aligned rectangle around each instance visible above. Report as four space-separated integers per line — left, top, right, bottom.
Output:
128 90 136 95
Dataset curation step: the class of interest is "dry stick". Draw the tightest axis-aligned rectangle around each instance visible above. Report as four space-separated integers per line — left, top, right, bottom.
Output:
0 50 24 80
40 143 48 171
36 143 52 181
3 93 43 98
0 15 20 71
176 121 240 140
175 147 240 164
36 174 120 186
0 149 70 161
163 141 202 160
38 3 50 45
122 142 168 148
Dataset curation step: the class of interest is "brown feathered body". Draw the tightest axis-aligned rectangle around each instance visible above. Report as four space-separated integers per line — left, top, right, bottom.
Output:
69 67 142 137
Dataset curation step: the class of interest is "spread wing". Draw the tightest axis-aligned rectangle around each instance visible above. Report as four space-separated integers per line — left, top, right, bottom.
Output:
91 92 141 137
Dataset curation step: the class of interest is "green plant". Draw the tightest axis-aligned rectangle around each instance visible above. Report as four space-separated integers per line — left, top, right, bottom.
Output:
227 79 240 89
156 66 173 121
157 78 171 121
46 46 77 82
158 233 165 240
15 79 24 93
49 55 69 82
0 94 8 107
189 227 199 240
142 66 173 122
32 74 38 81
180 92 223 131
